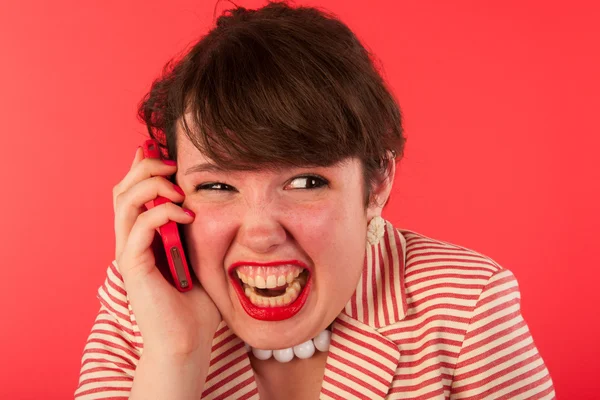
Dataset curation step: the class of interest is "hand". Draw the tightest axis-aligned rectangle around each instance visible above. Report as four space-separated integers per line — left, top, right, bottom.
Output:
112 146 221 357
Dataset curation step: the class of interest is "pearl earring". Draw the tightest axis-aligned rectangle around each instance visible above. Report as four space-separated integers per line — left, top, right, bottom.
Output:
367 216 386 245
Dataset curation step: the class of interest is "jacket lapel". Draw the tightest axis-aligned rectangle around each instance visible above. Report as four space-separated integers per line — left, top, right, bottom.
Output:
201 322 259 399
320 313 401 399
320 220 408 399
343 220 408 328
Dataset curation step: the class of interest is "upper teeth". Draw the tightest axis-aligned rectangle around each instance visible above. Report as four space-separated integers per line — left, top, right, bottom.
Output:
235 265 303 289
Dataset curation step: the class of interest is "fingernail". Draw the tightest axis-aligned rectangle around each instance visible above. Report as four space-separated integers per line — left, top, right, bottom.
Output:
163 159 177 166
173 185 185 196
183 208 195 218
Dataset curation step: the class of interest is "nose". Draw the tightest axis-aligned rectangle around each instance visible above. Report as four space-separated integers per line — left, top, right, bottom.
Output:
236 206 287 254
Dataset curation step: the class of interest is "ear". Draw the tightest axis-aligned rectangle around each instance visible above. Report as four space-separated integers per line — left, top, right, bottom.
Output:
366 152 396 221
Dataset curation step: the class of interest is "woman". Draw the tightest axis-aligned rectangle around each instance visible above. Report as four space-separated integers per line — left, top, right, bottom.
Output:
74 2 554 399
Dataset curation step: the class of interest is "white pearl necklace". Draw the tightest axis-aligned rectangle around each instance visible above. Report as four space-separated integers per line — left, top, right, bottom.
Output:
247 329 332 363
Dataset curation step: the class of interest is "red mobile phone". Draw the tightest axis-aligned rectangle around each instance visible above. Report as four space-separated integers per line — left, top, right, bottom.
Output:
141 139 194 292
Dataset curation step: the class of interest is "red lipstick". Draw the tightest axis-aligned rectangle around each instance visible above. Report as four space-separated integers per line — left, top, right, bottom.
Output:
228 260 312 321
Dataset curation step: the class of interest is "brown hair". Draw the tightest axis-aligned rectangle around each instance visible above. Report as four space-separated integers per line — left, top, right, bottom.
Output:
137 0 406 207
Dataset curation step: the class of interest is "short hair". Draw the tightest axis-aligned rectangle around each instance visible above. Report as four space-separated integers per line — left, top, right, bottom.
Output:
137 0 406 206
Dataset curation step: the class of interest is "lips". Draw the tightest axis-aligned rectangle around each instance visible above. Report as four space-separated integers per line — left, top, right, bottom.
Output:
228 260 312 321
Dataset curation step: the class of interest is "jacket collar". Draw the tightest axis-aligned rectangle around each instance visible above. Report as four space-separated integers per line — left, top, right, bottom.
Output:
320 219 406 399
202 219 407 399
342 219 408 328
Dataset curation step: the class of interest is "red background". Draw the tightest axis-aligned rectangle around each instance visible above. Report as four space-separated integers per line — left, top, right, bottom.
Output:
0 0 598 398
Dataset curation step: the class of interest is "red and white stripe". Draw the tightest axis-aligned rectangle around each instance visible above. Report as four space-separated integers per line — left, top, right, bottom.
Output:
74 263 140 399
74 222 555 399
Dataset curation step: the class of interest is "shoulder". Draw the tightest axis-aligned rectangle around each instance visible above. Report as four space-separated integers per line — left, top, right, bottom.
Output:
399 228 505 284
95 261 143 346
395 228 519 321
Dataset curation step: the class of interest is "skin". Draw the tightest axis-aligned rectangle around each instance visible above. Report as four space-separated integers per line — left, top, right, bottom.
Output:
172 120 395 397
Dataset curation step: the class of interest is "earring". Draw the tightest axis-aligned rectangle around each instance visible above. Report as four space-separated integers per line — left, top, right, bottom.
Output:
367 216 386 246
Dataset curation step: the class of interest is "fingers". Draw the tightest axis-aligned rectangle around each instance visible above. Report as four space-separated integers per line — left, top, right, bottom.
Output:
113 147 183 260
119 202 194 281
113 158 177 210
131 146 144 168
114 175 187 261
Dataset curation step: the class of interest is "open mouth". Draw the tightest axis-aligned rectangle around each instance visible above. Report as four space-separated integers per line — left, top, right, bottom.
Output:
229 261 312 321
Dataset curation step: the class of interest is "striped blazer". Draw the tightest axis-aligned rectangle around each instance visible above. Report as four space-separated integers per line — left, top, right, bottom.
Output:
75 221 555 399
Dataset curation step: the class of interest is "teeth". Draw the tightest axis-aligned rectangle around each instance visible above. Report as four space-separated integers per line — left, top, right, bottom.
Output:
241 272 307 308
286 285 298 298
266 275 277 288
283 292 291 304
236 265 305 289
291 281 301 292
255 276 266 289
286 269 302 283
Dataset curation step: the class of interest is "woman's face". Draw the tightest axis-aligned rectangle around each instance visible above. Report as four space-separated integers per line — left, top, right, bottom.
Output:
174 129 382 349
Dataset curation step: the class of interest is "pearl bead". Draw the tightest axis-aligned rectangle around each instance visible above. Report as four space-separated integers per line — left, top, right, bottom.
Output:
252 348 272 360
273 348 294 363
313 330 332 352
293 339 316 359
247 329 331 363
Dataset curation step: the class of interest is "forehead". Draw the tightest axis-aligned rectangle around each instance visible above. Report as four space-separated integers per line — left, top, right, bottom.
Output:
175 125 209 162
175 113 206 155
175 113 250 169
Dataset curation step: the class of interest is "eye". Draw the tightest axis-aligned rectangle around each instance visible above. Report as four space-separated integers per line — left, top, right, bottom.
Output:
285 175 329 190
194 182 236 192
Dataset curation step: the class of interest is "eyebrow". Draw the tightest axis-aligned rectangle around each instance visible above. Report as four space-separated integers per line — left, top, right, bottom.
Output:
184 163 228 175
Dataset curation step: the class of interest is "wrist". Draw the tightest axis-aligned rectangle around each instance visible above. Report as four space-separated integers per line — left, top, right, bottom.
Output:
131 345 211 400
143 329 216 361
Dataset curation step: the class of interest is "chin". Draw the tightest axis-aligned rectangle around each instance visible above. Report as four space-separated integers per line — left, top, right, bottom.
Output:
227 295 324 350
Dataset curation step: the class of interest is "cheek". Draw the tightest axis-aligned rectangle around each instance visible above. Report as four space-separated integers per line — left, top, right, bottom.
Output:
182 205 238 278
281 197 353 250
294 194 365 234
287 197 367 269
287 205 332 244
295 199 367 293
